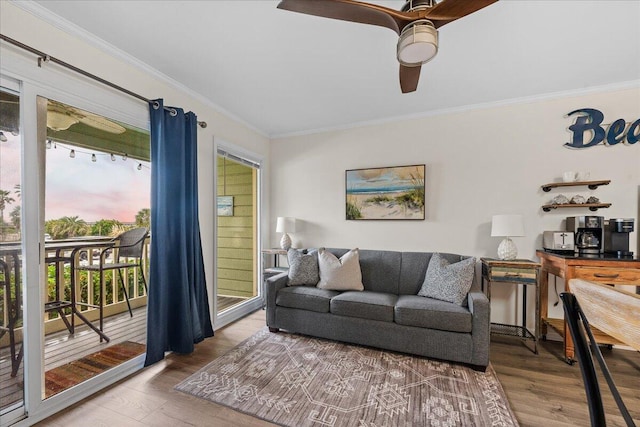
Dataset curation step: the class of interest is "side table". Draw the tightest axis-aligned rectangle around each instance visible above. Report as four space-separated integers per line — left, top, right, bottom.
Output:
481 258 540 354
261 248 288 308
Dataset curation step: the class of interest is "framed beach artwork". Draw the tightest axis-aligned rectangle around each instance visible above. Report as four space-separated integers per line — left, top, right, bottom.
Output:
217 196 234 216
346 164 425 220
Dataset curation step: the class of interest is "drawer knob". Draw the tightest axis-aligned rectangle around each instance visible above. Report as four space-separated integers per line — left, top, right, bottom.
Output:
594 273 619 279
504 273 522 277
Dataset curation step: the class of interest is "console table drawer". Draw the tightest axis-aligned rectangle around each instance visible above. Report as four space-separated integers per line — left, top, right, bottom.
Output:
573 267 640 285
488 267 537 283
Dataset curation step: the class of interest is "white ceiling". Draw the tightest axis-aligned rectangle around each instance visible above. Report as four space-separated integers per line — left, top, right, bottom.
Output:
28 0 640 137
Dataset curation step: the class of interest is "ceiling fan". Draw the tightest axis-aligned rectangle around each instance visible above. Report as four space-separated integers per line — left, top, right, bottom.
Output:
47 100 126 134
277 0 498 93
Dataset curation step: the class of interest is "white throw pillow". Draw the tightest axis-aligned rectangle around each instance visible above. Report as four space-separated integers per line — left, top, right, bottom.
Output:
316 248 364 291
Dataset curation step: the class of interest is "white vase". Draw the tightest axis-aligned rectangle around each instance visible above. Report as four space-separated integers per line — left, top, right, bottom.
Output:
280 233 292 250
497 237 518 260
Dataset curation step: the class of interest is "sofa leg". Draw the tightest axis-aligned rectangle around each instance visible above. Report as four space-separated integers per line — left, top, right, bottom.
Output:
469 364 487 372
268 327 279 333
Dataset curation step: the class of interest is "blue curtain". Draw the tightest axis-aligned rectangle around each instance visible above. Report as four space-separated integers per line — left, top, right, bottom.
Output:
145 99 214 366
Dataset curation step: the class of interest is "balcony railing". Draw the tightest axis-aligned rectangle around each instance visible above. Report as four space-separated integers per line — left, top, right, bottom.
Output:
0 236 150 347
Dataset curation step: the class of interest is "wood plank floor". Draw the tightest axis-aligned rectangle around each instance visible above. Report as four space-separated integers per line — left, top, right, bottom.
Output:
34 310 640 427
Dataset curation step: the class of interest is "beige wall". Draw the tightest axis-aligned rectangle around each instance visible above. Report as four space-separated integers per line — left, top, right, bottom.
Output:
271 86 640 325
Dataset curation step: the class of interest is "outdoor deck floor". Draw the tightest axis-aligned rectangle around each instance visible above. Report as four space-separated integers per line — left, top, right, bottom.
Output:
0 295 246 412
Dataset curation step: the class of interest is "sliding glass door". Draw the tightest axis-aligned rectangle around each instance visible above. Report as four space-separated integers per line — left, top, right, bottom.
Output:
0 82 25 425
215 147 262 325
42 97 150 399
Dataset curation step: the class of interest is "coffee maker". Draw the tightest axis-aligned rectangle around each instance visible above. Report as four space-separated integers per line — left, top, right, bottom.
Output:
604 218 635 257
566 216 604 255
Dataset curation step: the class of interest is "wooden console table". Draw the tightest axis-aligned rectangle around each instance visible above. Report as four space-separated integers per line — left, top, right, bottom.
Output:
536 250 640 364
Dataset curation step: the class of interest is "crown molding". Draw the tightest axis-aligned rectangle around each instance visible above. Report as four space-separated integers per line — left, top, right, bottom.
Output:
270 80 640 139
11 0 268 138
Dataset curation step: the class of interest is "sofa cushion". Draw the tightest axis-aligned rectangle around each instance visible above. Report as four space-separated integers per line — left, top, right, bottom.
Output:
276 286 340 313
317 248 364 291
287 248 319 286
395 295 472 333
418 253 476 305
330 291 397 322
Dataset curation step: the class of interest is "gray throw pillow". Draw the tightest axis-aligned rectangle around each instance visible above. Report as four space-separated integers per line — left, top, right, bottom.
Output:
287 248 319 286
418 253 476 305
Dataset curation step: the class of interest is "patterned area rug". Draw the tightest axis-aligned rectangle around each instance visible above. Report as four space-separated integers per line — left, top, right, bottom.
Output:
176 328 519 427
45 341 146 398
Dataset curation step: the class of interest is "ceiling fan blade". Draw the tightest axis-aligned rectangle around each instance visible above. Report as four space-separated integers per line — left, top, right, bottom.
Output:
78 112 126 134
277 0 417 35
399 64 421 93
424 0 498 28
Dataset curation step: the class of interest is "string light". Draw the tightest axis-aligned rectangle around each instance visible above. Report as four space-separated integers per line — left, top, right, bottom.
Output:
46 140 149 170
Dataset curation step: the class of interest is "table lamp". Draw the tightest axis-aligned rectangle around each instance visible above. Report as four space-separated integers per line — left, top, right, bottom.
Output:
491 214 525 260
276 217 296 250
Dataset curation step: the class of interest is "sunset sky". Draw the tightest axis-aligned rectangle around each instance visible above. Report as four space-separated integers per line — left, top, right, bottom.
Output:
0 132 150 223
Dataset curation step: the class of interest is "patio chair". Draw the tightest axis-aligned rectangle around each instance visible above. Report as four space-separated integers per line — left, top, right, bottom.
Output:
77 227 148 321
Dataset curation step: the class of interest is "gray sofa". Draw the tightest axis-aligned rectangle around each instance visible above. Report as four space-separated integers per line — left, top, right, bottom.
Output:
266 248 490 369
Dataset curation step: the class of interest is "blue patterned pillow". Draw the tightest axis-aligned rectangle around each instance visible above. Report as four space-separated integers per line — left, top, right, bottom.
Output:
287 248 319 286
418 253 476 305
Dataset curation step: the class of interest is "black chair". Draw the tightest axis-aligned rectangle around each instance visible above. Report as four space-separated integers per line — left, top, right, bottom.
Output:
0 258 23 377
77 228 148 324
560 292 636 427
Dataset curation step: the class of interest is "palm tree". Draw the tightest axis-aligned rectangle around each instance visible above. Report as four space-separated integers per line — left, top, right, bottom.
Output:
135 208 150 228
0 189 15 222
10 205 20 231
49 216 88 239
91 219 121 236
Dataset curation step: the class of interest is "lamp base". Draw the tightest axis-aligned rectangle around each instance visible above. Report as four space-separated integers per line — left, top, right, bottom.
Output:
497 237 518 260
280 233 292 250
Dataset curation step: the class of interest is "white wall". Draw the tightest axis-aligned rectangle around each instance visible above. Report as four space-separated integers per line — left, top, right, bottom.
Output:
271 86 640 325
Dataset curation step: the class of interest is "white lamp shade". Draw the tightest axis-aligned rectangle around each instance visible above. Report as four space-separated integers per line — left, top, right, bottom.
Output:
276 217 296 234
491 215 524 237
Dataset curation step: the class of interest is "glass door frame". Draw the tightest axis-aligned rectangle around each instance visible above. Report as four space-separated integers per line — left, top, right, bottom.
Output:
214 140 264 330
0 60 149 424
0 76 26 427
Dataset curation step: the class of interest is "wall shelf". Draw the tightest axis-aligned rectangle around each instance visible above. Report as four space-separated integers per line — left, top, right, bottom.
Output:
541 179 611 192
542 203 612 212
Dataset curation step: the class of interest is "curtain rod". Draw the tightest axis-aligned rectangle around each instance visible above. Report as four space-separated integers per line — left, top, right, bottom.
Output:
0 34 207 128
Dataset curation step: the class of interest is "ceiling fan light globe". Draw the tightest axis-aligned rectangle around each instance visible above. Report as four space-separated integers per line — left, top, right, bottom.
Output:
397 22 438 66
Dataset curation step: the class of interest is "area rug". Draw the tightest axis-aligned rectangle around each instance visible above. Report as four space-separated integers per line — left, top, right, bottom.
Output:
45 341 146 398
176 328 519 427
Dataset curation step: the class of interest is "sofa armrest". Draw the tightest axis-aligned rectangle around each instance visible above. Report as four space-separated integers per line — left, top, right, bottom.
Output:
266 272 289 326
467 290 490 367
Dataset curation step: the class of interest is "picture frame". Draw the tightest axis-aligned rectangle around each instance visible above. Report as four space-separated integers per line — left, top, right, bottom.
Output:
217 196 234 216
346 164 425 220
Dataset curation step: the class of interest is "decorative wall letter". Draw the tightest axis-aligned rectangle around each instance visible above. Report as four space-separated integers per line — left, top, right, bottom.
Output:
565 108 639 149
